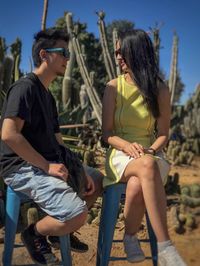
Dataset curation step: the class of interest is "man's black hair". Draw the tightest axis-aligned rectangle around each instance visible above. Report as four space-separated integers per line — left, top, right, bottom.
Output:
32 28 69 67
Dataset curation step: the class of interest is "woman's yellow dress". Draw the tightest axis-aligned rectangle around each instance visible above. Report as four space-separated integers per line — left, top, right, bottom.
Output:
104 74 169 187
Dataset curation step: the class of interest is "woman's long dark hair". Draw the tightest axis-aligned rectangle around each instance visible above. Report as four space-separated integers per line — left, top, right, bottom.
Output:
119 29 160 118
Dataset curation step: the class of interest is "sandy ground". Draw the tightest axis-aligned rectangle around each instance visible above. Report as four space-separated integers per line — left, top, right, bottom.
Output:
0 157 200 266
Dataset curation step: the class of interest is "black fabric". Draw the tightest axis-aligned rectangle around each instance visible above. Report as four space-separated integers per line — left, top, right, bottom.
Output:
0 73 60 177
28 74 87 198
59 145 87 198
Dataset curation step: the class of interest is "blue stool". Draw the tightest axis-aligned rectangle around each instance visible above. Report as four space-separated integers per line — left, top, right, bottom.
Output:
3 186 72 266
96 183 158 266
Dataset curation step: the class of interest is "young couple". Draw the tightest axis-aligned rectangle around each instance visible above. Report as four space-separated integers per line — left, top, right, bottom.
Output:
0 28 186 266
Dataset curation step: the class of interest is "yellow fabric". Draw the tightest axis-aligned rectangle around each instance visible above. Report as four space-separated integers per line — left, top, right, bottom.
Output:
104 74 156 187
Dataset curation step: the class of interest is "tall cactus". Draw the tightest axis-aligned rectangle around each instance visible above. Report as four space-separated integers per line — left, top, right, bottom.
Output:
112 28 121 76
62 13 76 109
150 23 162 67
0 37 14 109
10 38 22 82
14 54 20 82
65 13 102 125
169 32 178 105
96 11 116 80
41 0 48 30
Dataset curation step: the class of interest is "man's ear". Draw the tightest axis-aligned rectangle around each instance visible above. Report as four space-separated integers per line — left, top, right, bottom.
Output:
39 49 47 61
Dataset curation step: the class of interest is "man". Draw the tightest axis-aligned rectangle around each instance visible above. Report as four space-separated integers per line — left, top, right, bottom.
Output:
0 28 102 265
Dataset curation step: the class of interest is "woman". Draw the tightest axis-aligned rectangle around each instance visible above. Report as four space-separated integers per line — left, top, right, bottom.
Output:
102 29 186 266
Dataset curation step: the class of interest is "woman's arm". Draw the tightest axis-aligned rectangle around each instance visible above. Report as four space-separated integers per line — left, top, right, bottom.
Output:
102 79 144 158
149 81 171 153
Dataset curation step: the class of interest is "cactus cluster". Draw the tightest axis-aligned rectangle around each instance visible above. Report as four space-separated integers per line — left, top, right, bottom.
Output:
169 184 200 233
166 140 194 165
0 36 22 111
165 172 181 195
87 196 124 227
65 13 102 125
167 84 200 165
181 184 200 208
169 204 196 233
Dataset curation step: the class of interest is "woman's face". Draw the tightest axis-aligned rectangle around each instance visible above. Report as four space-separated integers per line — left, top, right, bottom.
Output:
115 41 129 73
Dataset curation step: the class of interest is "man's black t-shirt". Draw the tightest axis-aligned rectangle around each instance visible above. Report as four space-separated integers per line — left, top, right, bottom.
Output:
0 73 60 177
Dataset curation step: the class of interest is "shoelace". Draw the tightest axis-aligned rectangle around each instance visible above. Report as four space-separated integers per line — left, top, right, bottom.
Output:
34 236 52 254
43 253 59 265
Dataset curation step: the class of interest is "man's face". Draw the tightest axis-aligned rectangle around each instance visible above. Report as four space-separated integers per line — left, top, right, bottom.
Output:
44 40 70 76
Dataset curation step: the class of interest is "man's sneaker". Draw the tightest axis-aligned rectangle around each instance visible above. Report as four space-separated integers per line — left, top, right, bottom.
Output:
158 245 187 266
123 234 145 263
48 233 89 253
21 224 60 265
70 233 88 253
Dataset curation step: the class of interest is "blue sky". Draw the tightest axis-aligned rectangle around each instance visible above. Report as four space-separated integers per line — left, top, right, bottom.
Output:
1 0 200 103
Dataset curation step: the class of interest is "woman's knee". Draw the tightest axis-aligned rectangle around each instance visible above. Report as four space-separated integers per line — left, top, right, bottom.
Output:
139 156 159 180
141 156 157 169
126 177 144 203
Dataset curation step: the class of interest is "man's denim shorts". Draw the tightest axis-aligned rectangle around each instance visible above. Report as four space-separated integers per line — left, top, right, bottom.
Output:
4 164 88 222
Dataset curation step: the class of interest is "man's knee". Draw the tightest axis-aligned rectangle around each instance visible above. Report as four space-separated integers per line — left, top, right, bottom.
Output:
61 210 88 233
73 210 88 227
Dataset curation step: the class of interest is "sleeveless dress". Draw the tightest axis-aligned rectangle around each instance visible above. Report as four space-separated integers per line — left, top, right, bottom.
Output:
103 74 170 187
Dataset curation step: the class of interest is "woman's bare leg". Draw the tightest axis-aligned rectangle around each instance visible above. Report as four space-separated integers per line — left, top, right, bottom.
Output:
124 176 145 235
122 155 169 242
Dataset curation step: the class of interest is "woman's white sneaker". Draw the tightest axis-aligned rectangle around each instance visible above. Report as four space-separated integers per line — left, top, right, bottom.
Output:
158 245 187 266
123 234 145 263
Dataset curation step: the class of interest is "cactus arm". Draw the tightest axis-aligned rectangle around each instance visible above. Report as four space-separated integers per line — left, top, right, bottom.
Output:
41 0 48 30
112 28 121 76
66 13 102 125
169 32 178 105
96 11 116 80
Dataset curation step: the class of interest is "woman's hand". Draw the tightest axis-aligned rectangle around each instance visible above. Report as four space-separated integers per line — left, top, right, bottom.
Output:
122 142 144 158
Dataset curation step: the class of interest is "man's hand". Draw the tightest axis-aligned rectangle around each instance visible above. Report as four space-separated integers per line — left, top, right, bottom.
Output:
46 163 69 182
83 174 95 196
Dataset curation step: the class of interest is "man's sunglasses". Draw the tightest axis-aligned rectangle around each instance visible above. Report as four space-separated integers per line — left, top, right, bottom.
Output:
45 48 70 59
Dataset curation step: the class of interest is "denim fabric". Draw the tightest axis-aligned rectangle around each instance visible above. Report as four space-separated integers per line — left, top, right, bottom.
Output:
4 165 87 222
